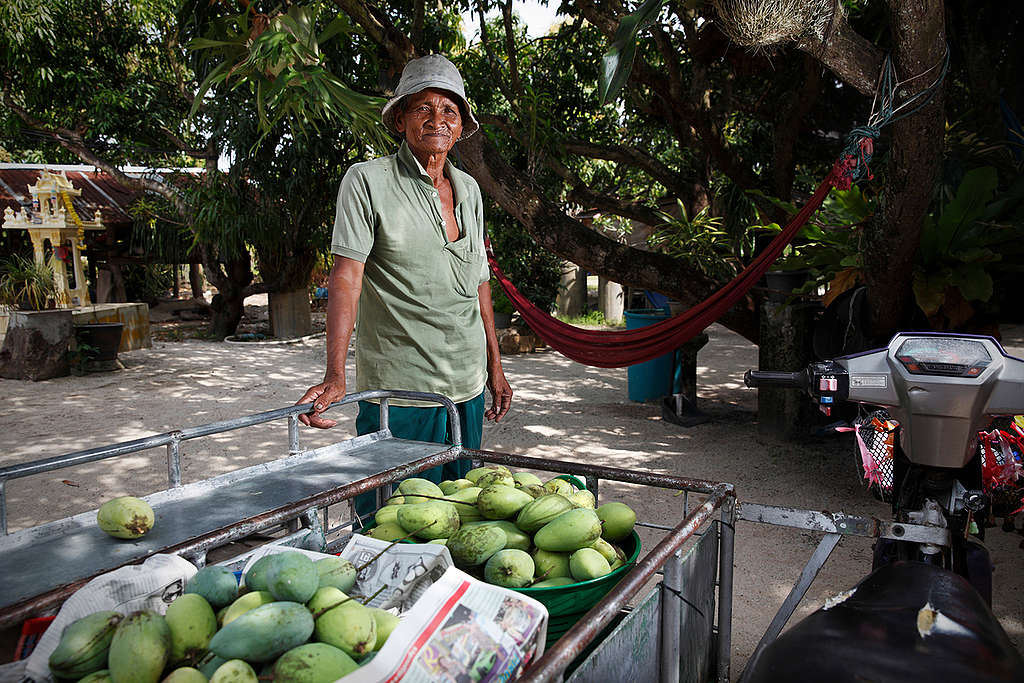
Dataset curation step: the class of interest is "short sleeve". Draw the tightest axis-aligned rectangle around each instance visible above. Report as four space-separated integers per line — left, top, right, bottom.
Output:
475 186 490 286
330 166 375 262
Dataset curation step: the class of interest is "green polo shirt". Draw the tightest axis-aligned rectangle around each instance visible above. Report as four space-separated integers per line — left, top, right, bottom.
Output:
331 142 490 404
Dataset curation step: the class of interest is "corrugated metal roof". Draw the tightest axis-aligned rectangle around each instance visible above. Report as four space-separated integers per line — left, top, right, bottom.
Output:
0 165 204 229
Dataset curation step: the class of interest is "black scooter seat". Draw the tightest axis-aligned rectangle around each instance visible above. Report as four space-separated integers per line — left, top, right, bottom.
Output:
742 561 1024 682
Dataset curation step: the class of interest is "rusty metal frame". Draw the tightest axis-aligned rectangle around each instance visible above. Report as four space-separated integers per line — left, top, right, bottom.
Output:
469 450 737 683
0 389 460 535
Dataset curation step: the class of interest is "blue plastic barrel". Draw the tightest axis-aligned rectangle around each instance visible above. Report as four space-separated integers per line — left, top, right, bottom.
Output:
624 308 674 402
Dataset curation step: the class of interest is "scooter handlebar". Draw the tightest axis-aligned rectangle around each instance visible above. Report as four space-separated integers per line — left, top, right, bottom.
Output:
744 369 808 389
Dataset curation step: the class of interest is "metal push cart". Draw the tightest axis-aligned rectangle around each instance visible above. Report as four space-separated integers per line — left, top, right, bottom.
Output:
0 391 946 681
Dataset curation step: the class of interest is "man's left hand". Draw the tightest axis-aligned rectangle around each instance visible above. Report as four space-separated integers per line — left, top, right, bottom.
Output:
485 368 513 422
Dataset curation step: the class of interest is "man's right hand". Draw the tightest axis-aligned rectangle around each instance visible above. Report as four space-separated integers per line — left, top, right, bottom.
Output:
296 377 346 429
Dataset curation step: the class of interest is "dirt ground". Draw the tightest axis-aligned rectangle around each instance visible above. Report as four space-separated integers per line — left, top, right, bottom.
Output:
1 300 1022 674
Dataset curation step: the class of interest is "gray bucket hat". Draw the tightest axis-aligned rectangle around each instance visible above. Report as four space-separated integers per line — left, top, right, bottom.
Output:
381 54 479 141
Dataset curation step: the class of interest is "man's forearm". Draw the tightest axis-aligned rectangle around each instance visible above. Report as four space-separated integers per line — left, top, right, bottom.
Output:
324 256 364 380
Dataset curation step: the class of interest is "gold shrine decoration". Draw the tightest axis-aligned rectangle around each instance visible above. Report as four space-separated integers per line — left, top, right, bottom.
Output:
59 190 86 247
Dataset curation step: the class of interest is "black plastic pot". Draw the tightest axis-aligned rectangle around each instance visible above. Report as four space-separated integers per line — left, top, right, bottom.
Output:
75 322 124 362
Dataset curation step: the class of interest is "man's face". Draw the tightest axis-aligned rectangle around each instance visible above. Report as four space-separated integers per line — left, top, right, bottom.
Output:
395 88 464 158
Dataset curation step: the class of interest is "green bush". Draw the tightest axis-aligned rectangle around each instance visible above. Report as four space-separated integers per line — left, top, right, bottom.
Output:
486 209 561 314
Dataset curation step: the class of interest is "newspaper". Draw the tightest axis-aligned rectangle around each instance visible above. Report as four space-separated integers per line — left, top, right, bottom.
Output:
339 565 549 683
22 554 198 683
242 535 452 612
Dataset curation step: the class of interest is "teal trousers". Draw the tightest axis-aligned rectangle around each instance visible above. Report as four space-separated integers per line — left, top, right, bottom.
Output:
352 393 483 524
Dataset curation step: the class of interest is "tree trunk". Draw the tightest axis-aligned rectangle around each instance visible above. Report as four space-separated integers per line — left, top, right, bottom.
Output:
863 0 946 339
189 263 204 299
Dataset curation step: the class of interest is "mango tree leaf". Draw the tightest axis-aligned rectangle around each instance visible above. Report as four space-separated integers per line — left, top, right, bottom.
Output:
936 166 998 252
599 0 664 104
912 271 947 317
951 263 993 302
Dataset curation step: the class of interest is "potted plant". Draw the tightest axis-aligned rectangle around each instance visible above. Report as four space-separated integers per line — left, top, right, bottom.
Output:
0 254 74 380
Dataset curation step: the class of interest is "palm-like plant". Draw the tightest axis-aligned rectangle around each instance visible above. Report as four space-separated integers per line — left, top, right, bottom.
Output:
0 254 65 311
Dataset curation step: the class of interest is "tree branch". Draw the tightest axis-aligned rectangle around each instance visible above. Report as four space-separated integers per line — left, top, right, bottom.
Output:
501 0 523 97
3 94 189 216
795 11 883 97
331 0 416 66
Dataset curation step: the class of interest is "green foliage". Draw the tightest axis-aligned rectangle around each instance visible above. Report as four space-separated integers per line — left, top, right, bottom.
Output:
749 184 875 294
187 3 390 151
557 310 624 328
599 0 664 104
121 263 174 305
912 166 1024 327
648 201 736 281
0 254 63 310
486 208 561 314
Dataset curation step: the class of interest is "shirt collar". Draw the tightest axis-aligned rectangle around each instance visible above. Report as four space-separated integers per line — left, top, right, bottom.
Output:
397 141 467 207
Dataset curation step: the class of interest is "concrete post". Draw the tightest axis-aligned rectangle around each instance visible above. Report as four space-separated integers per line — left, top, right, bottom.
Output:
556 262 585 318
598 278 624 324
269 289 313 339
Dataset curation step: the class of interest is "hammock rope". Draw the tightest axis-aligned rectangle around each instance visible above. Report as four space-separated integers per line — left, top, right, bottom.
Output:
487 48 949 368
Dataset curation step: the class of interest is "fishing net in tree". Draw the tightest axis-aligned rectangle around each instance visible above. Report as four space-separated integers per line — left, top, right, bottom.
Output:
711 0 842 49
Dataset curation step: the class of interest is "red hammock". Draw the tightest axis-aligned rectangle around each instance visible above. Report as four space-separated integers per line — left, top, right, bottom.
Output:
488 157 857 368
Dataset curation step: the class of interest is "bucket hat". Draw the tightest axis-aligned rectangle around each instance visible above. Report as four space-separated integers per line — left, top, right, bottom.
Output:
381 54 479 141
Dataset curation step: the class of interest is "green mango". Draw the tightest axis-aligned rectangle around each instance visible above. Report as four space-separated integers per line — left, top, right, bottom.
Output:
161 667 208 682
243 554 277 592
568 489 596 509
97 496 154 539
439 479 474 495
79 671 113 683
397 478 444 504
306 586 351 618
186 566 238 609
374 505 400 527
465 520 531 552
365 521 407 541
597 502 637 542
165 593 217 666
475 470 515 489
48 610 121 679
530 577 575 588
108 610 171 683
569 547 611 581
266 552 319 603
368 608 400 651
446 525 507 567
533 508 602 552
209 659 258 683
465 465 510 483
221 591 275 627
396 501 460 540
314 601 377 659
272 643 359 681
476 485 533 520
515 494 575 534
484 549 534 588
512 472 544 488
532 549 572 580
543 478 575 496
316 556 357 593
208 602 314 663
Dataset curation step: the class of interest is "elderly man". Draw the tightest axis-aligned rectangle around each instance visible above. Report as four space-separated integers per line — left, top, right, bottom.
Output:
298 55 512 503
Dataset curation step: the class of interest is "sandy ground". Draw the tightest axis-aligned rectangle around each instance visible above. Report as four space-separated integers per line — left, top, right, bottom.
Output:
1 304 1022 674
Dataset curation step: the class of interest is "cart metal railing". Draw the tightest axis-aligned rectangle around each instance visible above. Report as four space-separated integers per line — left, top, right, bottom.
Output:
0 389 459 536
1 394 736 682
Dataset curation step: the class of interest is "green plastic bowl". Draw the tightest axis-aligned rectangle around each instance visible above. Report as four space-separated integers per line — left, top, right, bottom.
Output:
515 530 641 645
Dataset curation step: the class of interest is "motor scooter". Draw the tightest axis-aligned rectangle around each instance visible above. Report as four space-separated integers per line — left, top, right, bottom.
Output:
741 332 1024 682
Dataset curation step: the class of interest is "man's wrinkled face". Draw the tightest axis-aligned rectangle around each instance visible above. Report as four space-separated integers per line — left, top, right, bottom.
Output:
395 88 464 158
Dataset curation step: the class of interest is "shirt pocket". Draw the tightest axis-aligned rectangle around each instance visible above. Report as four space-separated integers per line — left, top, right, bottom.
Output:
444 238 482 299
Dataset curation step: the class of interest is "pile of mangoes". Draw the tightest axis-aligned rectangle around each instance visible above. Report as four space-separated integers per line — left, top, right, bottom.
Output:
46 552 397 682
367 465 637 589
